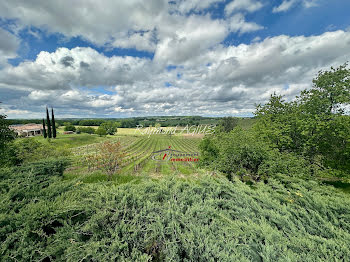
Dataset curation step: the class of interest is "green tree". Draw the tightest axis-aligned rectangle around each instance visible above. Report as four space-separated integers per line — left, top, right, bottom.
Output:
51 108 56 138
95 126 107 136
255 63 350 172
218 117 239 132
76 127 95 134
100 121 117 135
46 107 52 138
42 119 47 138
64 124 76 132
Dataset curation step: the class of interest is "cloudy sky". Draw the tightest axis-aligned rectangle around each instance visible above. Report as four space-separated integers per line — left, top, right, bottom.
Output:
0 0 349 118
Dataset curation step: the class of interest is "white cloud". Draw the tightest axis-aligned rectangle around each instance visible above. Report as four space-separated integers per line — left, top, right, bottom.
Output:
2 30 349 118
0 28 19 66
0 1 347 118
0 0 167 50
225 0 263 15
273 0 319 13
0 47 151 90
173 0 225 14
112 31 157 52
229 14 264 34
0 0 262 55
153 15 229 65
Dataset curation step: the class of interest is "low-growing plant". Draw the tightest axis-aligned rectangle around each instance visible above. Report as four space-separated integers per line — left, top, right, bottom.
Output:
82 141 125 178
1 168 350 261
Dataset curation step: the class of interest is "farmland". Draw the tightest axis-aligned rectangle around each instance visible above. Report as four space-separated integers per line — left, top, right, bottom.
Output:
65 129 204 180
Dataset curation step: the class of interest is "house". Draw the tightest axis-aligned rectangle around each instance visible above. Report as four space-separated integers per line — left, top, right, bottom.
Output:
10 123 43 137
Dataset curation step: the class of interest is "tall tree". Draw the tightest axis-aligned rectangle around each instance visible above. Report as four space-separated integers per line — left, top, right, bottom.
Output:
46 107 52 138
42 118 47 138
51 108 56 138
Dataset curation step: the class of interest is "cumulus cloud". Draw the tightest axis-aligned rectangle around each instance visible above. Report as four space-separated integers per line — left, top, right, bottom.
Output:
273 0 319 13
0 0 347 118
225 0 263 15
229 14 264 34
0 28 19 66
171 0 225 14
1 30 350 118
0 0 262 55
0 47 151 90
0 0 166 50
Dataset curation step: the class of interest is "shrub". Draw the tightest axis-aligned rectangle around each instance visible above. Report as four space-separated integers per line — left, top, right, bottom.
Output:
82 141 125 178
76 127 95 134
64 124 76 132
1 174 350 261
95 126 107 136
200 128 313 180
100 121 117 135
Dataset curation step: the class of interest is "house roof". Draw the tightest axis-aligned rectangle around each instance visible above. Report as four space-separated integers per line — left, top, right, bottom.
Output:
10 123 42 132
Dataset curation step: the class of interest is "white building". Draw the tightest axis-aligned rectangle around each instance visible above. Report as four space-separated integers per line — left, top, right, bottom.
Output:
10 123 43 137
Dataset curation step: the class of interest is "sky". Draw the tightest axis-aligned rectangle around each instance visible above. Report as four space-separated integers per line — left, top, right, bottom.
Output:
0 0 349 119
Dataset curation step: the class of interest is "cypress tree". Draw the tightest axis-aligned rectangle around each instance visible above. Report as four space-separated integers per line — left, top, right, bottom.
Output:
46 107 52 138
51 108 56 138
42 118 47 138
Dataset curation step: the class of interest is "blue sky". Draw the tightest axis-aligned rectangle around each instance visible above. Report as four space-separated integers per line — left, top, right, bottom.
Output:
0 0 349 118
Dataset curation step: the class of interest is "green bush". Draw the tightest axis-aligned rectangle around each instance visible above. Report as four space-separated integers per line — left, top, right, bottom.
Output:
64 125 76 132
1 170 350 261
76 127 95 134
4 138 71 165
95 126 107 136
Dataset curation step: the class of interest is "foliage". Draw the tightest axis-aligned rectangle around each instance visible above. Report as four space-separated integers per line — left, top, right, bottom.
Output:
76 126 95 134
64 124 76 132
255 64 350 172
1 165 350 261
200 127 313 181
100 121 118 135
78 119 106 126
120 119 140 128
95 126 107 136
4 138 71 165
46 107 52 138
82 141 125 178
218 117 239 132
198 137 219 167
51 108 56 138
0 113 15 166
42 118 47 138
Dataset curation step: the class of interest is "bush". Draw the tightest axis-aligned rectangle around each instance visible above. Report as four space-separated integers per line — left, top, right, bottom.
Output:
100 121 117 135
82 141 125 178
200 128 312 181
76 127 95 134
64 125 76 132
2 138 71 166
1 174 350 261
95 126 107 136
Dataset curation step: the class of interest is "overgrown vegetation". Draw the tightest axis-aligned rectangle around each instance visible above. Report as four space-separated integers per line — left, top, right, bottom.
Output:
1 161 350 261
